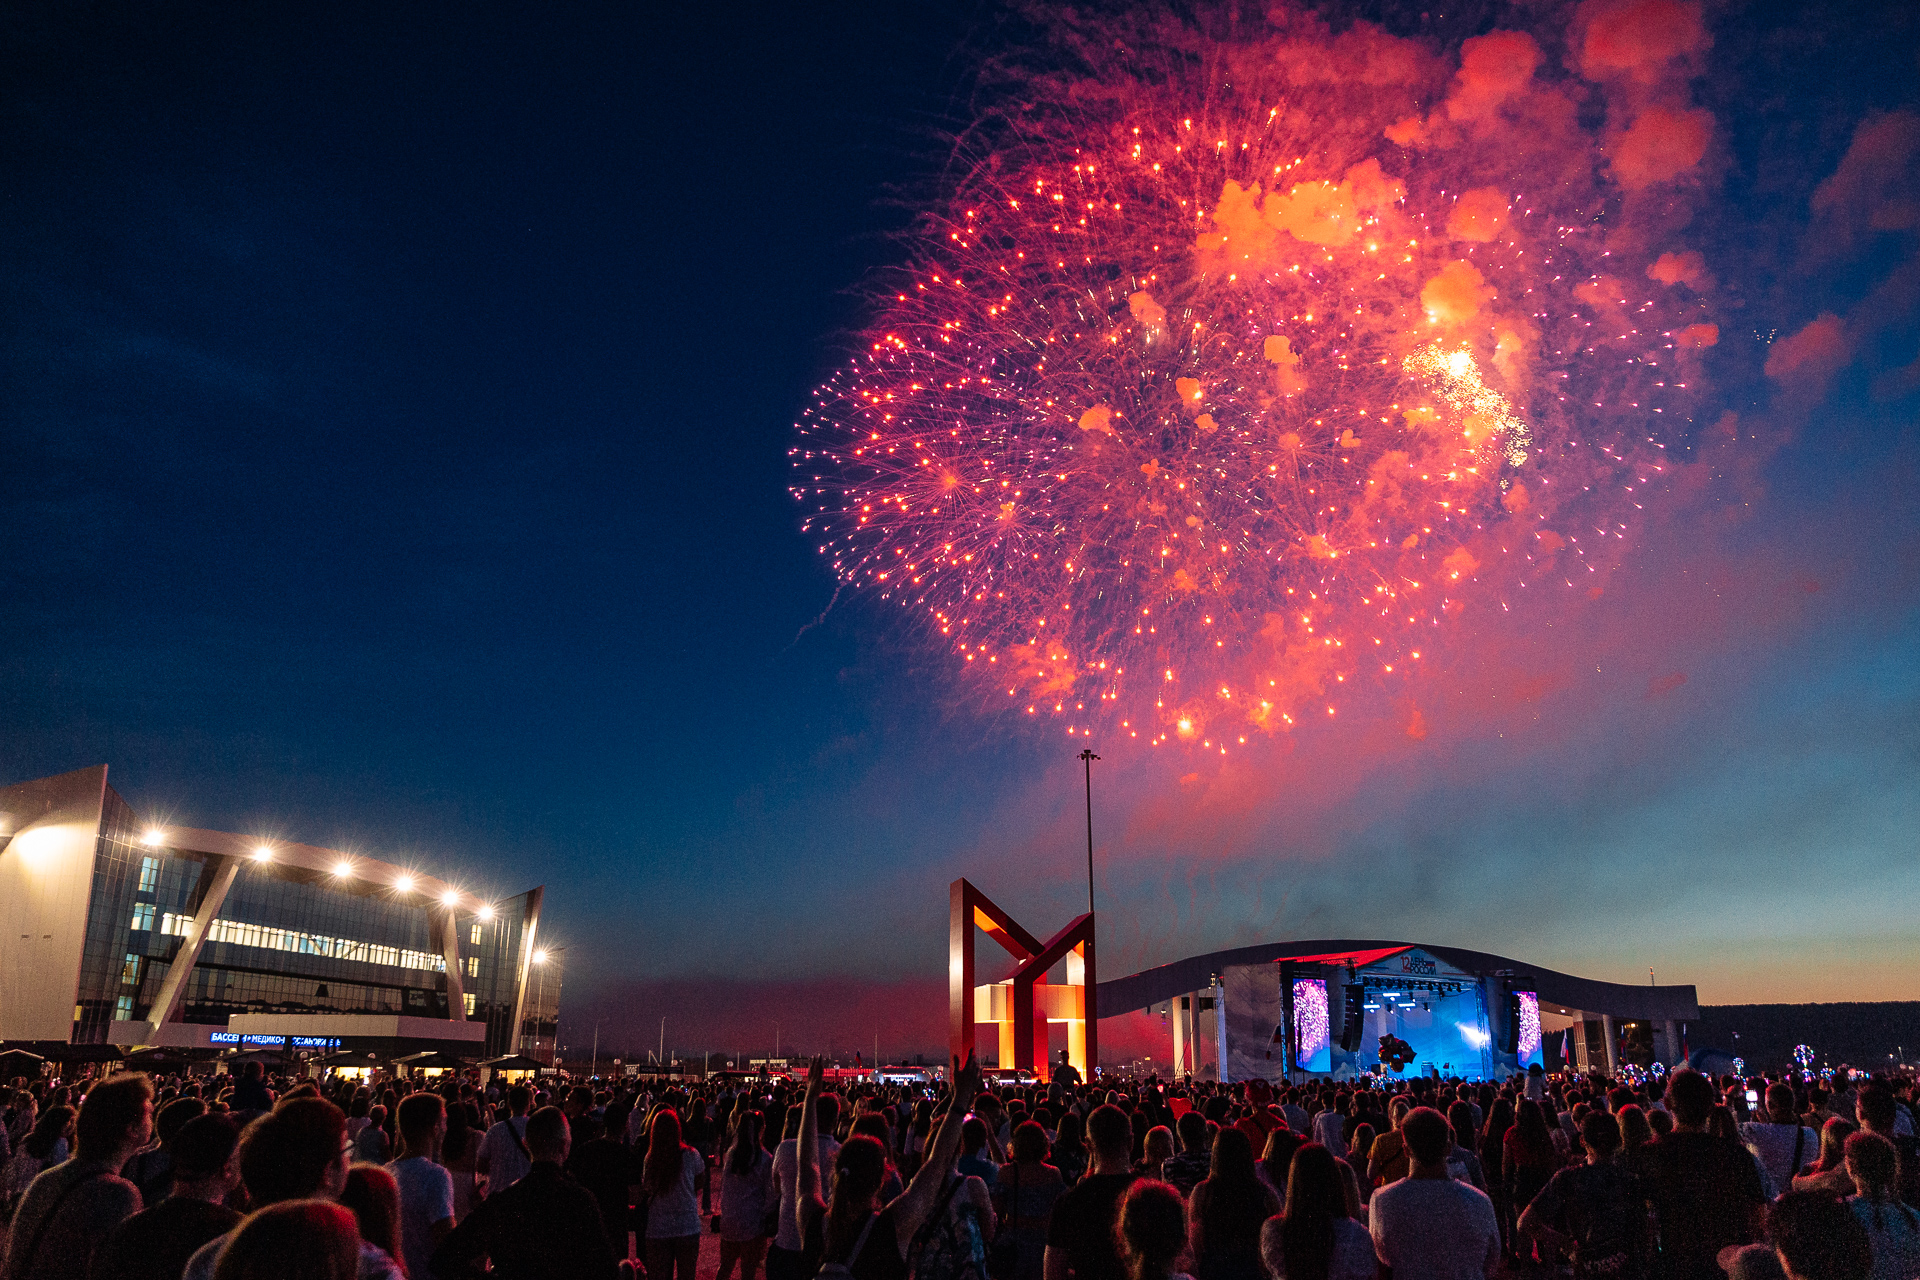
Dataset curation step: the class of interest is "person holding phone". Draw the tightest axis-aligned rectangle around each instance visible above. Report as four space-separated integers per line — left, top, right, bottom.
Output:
1741 1085 1821 1195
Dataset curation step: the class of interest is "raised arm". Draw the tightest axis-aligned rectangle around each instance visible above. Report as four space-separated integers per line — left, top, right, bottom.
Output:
891 1051 981 1243
798 1056 827 1209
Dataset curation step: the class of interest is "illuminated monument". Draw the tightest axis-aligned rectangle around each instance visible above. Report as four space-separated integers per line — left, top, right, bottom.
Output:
948 879 1095 1081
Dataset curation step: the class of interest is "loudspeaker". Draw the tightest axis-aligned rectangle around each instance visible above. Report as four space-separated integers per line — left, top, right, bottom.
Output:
1502 986 1521 1055
1341 983 1365 1052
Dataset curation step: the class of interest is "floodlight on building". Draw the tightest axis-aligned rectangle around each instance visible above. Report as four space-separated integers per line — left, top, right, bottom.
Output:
333 861 353 878
534 950 548 964
440 889 460 908
142 829 165 847
394 875 414 892
251 846 273 862
477 904 495 921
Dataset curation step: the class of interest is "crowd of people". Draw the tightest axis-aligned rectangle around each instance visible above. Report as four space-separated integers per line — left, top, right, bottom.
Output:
0 1052 1915 1280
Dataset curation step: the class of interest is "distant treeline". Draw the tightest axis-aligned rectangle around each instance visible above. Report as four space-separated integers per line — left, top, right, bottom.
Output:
1691 1003 1920 1071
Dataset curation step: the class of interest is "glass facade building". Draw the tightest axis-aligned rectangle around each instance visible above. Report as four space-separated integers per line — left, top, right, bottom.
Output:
0 765 555 1060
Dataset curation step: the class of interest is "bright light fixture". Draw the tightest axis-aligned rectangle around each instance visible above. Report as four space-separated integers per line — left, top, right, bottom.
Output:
141 829 165 847
440 889 460 907
477 905 494 921
533 950 548 964
251 846 273 862
333 861 353 878
394 875 414 892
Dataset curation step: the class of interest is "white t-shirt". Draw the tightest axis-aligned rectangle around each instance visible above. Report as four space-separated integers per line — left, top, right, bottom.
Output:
1312 1110 1348 1157
1740 1120 1820 1192
478 1115 533 1193
773 1134 841 1250
1369 1176 1501 1280
646 1145 706 1239
388 1155 455 1279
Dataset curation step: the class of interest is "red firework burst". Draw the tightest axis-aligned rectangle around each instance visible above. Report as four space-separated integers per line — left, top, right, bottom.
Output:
793 8 1713 752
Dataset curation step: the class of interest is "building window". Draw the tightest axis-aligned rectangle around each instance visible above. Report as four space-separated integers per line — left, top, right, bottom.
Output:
467 956 478 977
130 903 156 931
122 954 141 984
464 993 476 1016
114 996 134 1021
138 856 160 894
469 923 483 946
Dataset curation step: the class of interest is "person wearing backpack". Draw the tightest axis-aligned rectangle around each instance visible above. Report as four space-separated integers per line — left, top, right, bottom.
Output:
476 1084 536 1197
796 1052 987 1280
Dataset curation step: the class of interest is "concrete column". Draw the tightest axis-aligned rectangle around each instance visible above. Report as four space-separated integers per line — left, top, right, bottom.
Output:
437 905 467 1021
1662 1019 1680 1067
508 887 544 1059
143 854 241 1034
1172 997 1189 1075
1213 984 1230 1084
1601 1014 1619 1075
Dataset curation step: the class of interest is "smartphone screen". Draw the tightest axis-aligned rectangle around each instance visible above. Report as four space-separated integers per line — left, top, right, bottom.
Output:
1745 1090 1759 1106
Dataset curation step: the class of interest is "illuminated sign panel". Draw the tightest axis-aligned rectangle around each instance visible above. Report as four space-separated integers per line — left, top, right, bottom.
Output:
1292 977 1331 1073
1516 992 1543 1067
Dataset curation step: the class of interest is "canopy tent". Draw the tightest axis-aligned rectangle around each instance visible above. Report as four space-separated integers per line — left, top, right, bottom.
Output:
40 1043 127 1064
124 1048 212 1070
391 1051 468 1072
314 1050 382 1071
0 1049 48 1080
475 1054 547 1075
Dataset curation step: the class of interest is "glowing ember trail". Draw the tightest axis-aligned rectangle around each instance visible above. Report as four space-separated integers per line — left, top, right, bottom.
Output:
793 5 1714 751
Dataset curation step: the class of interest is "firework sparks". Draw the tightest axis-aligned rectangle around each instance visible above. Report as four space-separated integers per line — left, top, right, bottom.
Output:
793 7 1711 749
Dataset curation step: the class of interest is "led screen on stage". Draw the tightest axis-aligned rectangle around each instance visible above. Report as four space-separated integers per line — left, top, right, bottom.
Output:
1293 977 1330 1073
1516 991 1543 1068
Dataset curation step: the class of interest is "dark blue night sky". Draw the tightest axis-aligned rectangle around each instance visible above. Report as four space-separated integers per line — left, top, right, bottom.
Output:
4 0 1915 1056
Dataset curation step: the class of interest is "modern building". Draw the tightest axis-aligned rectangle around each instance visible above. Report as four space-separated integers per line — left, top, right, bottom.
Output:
1103 940 1700 1082
0 765 561 1062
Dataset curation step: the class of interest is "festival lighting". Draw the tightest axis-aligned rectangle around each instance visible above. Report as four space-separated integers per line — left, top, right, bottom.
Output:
534 950 548 964
792 12 1696 746
477 904 495 921
141 829 165 847
333 861 353 878
440 889 460 908
251 846 273 862
394 875 414 893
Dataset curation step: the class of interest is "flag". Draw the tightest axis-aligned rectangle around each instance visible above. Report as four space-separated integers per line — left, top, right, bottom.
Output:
855 1051 863 1067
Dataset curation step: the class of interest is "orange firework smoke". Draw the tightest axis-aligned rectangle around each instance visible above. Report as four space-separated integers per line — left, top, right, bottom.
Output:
793 4 1716 751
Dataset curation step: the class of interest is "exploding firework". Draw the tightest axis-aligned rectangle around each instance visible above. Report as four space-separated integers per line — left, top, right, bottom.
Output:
793 4 1717 750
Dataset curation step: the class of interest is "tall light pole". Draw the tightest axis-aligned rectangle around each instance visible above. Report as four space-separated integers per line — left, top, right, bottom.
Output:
1078 749 1100 914
659 1016 667 1073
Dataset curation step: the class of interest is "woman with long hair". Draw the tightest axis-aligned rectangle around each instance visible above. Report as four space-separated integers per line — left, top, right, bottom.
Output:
438 1100 481 1224
338 1164 406 1277
719 1110 774 1280
0 1105 74 1221
1614 1105 1654 1170
643 1108 707 1280
1339 1124 1373 1205
795 1053 989 1280
1259 1143 1371 1280
1258 1129 1306 1200
1502 1100 1558 1218
1188 1127 1280 1280
1479 1095 1514 1238
1053 1112 1088 1187
1117 1181 1189 1280
213 1201 361 1280
1791 1117 1857 1197
993 1121 1064 1280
